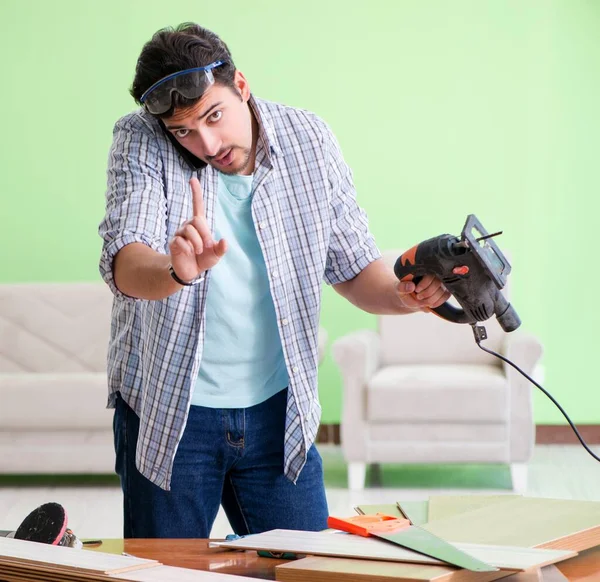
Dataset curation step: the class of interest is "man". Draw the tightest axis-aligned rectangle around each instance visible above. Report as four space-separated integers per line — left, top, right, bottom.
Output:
99 22 449 539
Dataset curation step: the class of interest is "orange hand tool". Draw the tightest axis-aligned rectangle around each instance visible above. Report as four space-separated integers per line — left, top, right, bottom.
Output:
327 513 497 572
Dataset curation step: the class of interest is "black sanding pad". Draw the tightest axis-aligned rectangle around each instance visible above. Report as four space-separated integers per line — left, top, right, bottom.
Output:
14 502 67 545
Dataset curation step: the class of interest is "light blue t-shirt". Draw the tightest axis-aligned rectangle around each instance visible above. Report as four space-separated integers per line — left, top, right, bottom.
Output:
191 172 290 408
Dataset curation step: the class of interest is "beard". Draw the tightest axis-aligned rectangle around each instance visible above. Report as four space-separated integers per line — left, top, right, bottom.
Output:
208 146 253 175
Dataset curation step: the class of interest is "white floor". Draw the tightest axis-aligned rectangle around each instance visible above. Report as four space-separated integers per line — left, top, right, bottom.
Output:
1 444 599 539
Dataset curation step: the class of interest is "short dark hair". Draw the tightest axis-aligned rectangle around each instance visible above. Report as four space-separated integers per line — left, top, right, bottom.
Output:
130 23 237 117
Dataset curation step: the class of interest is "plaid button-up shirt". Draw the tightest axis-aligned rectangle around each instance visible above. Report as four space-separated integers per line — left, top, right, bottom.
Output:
98 96 380 490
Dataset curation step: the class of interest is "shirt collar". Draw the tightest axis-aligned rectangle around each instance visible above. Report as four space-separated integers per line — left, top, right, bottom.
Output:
248 95 282 161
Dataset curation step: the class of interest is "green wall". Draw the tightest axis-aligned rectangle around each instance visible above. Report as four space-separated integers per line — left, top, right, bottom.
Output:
2 1 599 424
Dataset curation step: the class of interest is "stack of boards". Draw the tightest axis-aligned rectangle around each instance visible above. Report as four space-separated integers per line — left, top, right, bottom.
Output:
215 495 600 582
0 536 256 582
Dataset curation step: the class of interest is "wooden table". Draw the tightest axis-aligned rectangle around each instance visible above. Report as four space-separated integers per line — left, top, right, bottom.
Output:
552 546 600 581
87 539 600 581
88 539 285 579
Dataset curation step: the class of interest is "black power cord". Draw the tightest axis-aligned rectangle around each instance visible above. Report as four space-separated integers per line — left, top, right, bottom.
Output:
471 324 600 463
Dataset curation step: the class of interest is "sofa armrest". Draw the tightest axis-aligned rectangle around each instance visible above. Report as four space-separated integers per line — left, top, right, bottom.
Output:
503 331 543 461
332 330 381 461
332 330 380 395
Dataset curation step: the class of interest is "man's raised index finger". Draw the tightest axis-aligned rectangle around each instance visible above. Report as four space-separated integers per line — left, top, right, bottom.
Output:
190 177 205 218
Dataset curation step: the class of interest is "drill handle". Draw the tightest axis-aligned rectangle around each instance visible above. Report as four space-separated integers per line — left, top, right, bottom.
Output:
394 245 473 325
431 302 473 324
393 245 432 283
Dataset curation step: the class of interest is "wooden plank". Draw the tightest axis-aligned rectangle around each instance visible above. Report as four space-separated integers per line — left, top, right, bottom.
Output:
275 556 516 582
0 559 261 582
276 556 572 582
428 496 521 522
0 537 158 575
422 497 600 551
119 564 268 581
0 563 95 582
213 529 575 571
0 564 94 582
0 558 137 582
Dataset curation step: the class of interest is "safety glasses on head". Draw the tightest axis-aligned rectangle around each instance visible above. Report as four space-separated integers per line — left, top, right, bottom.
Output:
140 61 225 115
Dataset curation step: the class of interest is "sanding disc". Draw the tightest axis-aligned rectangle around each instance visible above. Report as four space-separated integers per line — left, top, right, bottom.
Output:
14 502 68 545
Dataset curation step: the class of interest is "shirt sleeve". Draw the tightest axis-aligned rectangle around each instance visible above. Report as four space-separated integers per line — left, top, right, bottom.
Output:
321 122 381 285
98 115 168 300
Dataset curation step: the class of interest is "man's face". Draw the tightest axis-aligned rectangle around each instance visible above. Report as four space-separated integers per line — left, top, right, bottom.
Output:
162 71 255 175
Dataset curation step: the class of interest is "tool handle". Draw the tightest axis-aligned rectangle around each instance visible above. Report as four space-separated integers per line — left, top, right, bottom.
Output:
328 514 411 537
395 244 472 324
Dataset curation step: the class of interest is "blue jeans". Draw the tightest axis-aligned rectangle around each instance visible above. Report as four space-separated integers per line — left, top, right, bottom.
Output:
113 389 329 538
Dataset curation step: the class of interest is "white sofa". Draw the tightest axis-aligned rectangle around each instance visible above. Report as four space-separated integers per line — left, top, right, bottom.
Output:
0 282 329 475
332 250 543 492
0 282 115 474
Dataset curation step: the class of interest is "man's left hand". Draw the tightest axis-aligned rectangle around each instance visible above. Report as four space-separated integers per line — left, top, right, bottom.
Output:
396 274 451 311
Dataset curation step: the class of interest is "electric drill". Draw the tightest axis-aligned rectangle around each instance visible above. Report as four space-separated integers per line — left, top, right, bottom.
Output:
394 214 521 332
394 216 600 467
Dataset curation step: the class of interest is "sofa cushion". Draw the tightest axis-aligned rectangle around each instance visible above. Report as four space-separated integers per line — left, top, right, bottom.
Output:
368 422 508 443
0 373 111 430
0 282 112 373
367 364 508 423
0 430 115 473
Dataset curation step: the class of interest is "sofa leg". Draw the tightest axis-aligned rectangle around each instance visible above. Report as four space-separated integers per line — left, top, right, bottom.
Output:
348 462 367 490
370 462 382 487
510 463 528 493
